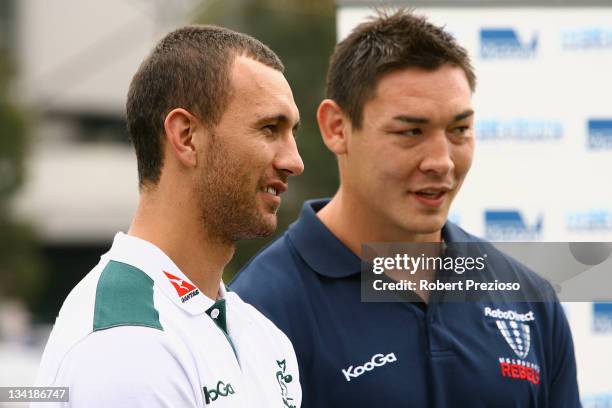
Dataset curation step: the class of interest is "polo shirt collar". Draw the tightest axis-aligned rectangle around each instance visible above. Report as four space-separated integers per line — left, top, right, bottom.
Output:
105 232 220 316
287 199 361 278
287 199 474 279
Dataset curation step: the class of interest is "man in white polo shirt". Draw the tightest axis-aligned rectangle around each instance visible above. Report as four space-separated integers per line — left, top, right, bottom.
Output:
34 25 304 407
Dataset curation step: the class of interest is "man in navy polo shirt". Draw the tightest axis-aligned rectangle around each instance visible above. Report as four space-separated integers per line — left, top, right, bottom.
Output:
231 10 580 407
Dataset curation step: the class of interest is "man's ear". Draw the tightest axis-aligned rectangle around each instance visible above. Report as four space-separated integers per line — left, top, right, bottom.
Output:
317 99 351 155
163 108 200 168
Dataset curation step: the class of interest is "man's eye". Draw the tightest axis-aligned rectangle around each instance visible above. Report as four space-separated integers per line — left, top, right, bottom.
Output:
450 126 471 137
398 128 422 137
262 124 277 135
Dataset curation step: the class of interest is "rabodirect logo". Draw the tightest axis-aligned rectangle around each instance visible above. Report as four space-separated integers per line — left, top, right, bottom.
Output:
484 307 535 322
562 28 612 50
476 119 563 142
593 302 612 333
567 210 612 232
485 210 543 241
587 119 612 150
480 28 538 59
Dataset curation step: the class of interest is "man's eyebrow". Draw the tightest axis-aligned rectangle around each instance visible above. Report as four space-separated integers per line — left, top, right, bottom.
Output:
256 114 300 129
392 109 474 125
393 115 429 124
453 109 474 122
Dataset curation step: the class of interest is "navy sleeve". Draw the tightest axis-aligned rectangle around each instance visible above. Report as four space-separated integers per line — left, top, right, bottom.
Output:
549 302 582 407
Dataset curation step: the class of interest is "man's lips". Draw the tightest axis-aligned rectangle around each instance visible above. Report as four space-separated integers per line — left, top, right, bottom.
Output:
260 180 287 197
259 180 288 209
411 187 452 208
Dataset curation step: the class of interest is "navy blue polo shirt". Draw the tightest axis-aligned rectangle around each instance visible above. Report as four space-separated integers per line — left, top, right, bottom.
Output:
231 199 581 408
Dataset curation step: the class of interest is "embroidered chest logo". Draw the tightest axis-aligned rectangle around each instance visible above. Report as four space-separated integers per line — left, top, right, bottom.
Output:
276 359 296 408
496 319 530 359
203 380 235 404
484 306 540 385
342 352 397 382
163 271 199 303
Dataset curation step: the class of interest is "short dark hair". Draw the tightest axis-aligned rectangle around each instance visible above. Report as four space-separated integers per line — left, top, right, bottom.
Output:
326 9 476 129
126 25 284 187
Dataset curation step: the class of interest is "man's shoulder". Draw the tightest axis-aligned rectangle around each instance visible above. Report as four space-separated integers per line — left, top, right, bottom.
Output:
92 259 163 331
57 258 163 334
231 233 304 292
447 222 556 300
37 257 170 384
37 326 198 406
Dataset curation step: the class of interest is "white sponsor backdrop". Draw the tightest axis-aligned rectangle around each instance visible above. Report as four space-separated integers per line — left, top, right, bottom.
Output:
338 6 612 406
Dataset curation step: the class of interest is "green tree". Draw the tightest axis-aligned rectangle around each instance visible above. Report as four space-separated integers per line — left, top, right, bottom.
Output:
198 0 339 279
0 50 45 308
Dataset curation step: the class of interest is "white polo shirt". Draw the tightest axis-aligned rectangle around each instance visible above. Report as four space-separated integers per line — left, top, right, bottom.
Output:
34 233 301 407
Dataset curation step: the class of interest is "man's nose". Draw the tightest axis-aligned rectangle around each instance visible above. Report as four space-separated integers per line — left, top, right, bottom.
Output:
275 135 304 177
419 132 454 176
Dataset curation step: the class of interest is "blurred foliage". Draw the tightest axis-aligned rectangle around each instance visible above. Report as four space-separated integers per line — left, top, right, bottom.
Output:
0 49 46 307
198 0 339 279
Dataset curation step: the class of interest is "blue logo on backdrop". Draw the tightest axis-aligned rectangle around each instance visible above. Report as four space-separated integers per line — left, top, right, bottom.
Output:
480 29 538 59
567 210 612 232
587 119 612 150
485 210 543 241
593 302 612 333
562 28 612 50
477 119 563 142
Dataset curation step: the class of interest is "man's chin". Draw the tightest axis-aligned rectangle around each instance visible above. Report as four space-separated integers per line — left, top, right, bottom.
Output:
262 213 278 234
406 214 448 235
241 213 277 240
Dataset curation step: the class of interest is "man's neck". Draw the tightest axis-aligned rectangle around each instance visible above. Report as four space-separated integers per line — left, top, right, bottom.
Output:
317 190 442 257
317 191 442 304
128 195 234 300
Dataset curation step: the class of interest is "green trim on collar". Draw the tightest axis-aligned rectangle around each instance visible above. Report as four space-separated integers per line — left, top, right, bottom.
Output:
206 299 228 333
206 299 238 362
93 260 163 332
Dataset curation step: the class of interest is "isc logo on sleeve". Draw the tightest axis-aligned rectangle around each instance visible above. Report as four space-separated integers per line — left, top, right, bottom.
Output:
342 352 397 382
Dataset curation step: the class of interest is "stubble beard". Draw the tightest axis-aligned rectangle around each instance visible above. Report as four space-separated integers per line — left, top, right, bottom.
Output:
197 133 277 244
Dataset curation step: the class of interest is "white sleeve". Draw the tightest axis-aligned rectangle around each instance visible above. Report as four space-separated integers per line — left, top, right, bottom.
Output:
48 326 200 408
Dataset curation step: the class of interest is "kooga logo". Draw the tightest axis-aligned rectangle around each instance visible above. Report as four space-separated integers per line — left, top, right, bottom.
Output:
587 119 612 150
342 353 397 382
480 29 538 59
485 210 543 241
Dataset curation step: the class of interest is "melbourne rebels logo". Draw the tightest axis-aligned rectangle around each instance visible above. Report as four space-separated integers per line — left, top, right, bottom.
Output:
496 320 530 359
484 307 540 385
